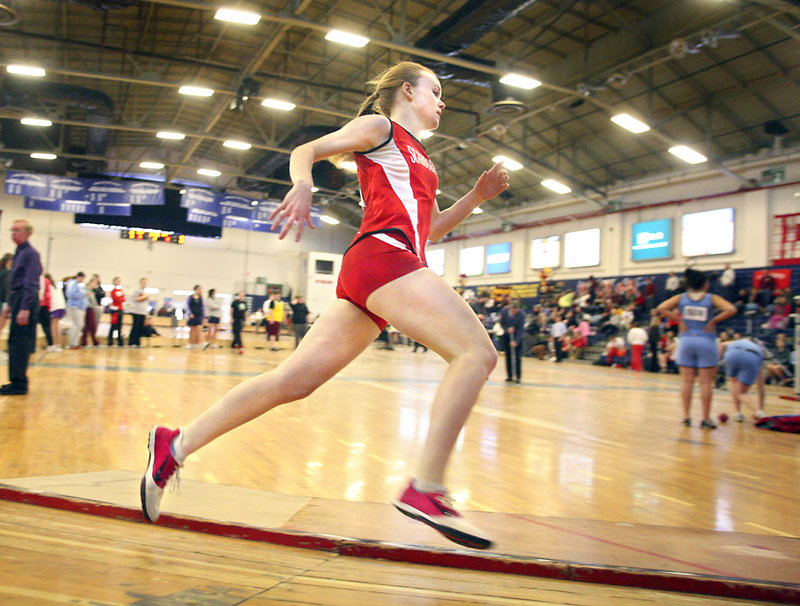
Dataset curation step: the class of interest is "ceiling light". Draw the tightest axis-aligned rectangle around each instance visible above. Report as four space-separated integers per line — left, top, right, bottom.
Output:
179 85 214 97
610 113 650 134
214 8 261 25
197 168 221 177
156 131 185 140
499 73 541 90
30 152 56 160
261 98 296 111
325 29 369 48
140 161 165 169
435 189 442 195
541 179 572 194
492 155 523 171
420 130 434 139
471 207 484 215
7 64 46 77
310 186 319 193
250 200 259 206
21 117 52 127
340 160 358 172
669 145 707 164
223 139 252 150
320 215 340 225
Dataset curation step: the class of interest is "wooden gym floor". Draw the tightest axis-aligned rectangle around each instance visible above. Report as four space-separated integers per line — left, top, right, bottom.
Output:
0 329 798 604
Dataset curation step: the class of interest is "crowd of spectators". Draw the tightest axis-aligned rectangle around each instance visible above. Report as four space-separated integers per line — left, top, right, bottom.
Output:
459 266 798 384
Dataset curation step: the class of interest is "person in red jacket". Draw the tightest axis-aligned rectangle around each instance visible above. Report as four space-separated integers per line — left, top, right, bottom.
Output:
108 276 126 347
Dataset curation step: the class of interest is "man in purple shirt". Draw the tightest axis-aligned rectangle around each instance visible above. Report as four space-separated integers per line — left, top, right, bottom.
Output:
1 219 42 395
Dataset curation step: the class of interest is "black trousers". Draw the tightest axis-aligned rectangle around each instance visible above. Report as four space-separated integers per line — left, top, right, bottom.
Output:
38 305 53 347
108 312 124 346
503 335 522 380
8 294 38 386
129 313 145 346
231 318 244 347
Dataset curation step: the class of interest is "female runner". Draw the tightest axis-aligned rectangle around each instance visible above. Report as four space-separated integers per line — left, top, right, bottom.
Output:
141 61 509 549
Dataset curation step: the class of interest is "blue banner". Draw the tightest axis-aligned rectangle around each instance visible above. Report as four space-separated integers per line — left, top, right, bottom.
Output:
5 171 50 198
182 187 222 227
5 171 163 212
25 197 96 213
85 179 127 204
251 202 278 232
219 194 254 231
125 180 165 206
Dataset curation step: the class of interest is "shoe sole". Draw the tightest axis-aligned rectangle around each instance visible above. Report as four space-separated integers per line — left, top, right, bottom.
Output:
393 501 492 550
140 427 161 523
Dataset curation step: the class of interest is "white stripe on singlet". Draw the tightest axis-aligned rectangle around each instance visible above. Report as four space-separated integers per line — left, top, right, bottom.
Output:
362 137 421 257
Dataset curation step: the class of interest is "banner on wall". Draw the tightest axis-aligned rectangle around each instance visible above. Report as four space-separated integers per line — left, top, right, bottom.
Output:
4 171 164 214
752 268 792 291
181 188 322 233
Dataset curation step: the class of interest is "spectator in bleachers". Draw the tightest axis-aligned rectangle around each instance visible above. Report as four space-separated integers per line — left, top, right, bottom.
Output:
665 271 681 296
627 320 649 372
659 330 678 373
765 332 793 386
568 327 587 360
767 295 792 330
647 310 662 372
719 263 736 298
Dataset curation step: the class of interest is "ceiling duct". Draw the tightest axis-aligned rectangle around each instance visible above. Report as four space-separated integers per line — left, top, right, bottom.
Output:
413 0 538 115
237 125 345 198
59 0 140 10
0 77 114 173
415 0 539 88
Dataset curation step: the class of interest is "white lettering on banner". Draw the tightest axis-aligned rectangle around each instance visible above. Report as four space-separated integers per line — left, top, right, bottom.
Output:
683 305 708 322
406 145 437 174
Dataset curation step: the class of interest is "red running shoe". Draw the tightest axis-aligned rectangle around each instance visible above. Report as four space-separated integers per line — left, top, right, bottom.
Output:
393 480 492 550
140 426 182 522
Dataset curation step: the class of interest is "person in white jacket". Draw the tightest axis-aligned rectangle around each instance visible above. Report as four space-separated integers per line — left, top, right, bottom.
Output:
627 321 649 372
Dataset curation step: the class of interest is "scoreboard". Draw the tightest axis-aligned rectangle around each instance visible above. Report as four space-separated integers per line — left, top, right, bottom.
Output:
121 229 185 244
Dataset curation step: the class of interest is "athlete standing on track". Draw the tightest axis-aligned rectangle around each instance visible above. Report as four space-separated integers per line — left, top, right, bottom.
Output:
657 268 736 429
140 61 509 549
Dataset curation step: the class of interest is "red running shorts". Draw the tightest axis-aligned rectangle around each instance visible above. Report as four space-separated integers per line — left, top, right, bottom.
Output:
336 235 425 330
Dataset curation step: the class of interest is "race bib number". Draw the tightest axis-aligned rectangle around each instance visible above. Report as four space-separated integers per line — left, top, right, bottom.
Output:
683 305 708 322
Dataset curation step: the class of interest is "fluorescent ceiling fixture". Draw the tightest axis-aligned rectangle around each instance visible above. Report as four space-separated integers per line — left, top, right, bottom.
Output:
610 113 650 134
223 139 252 150
320 215 340 225
492 155 523 171
261 98 296 111
669 145 707 164
21 117 52 127
214 8 261 25
7 64 46 77
340 160 358 172
471 207 484 215
139 161 165 169
541 179 572 194
178 85 214 97
197 168 221 177
144 287 161 295
156 131 185 140
499 73 541 90
325 29 369 48
420 130 434 139
30 152 57 160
